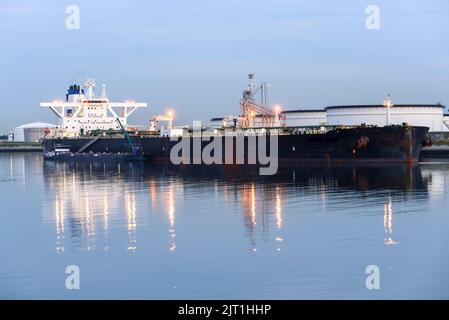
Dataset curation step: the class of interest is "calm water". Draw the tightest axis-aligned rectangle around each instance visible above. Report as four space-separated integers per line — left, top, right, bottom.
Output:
0 153 448 299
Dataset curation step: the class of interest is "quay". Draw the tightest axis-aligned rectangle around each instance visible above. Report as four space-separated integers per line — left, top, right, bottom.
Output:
0 142 43 152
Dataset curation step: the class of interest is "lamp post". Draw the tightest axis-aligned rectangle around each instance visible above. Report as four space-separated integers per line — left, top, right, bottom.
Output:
383 94 393 126
167 110 174 130
274 105 281 127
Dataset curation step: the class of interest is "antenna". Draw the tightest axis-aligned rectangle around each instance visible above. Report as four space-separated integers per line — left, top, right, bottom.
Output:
248 73 254 95
101 83 108 99
84 79 96 99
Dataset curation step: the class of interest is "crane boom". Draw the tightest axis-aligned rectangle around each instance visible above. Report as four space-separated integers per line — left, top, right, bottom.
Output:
116 117 142 157
116 117 133 147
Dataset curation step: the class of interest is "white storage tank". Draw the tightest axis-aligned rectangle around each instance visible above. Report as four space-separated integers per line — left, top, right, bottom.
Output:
13 122 57 142
444 113 449 131
282 109 327 127
326 104 447 132
210 117 225 129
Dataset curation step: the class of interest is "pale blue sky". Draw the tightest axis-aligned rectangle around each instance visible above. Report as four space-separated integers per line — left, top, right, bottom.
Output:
1 0 448 132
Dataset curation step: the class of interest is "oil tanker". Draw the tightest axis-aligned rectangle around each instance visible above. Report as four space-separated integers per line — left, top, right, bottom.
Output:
40 77 430 167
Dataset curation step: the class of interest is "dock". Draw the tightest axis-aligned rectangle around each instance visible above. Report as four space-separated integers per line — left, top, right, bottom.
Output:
421 145 449 159
0 142 43 152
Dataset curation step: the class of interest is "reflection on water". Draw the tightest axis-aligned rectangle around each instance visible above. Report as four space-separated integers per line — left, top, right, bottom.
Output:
2 153 449 299
166 182 176 252
126 190 137 251
384 195 397 246
39 160 430 253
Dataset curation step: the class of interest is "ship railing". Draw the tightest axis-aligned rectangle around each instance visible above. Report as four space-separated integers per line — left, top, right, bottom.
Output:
201 124 377 137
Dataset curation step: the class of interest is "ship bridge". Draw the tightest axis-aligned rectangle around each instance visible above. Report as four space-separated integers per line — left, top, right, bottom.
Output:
40 79 147 136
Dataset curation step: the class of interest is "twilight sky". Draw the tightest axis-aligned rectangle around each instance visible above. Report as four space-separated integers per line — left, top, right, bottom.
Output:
0 0 448 132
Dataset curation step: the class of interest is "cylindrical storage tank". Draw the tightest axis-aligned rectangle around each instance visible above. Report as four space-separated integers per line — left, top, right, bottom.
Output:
13 122 57 142
12 127 25 142
326 104 446 132
23 127 46 142
282 110 327 127
210 117 225 129
444 114 449 131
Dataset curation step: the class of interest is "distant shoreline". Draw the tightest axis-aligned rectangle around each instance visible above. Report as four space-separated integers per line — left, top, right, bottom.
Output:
0 142 43 152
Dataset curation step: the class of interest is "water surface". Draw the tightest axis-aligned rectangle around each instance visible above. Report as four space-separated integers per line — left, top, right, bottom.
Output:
0 153 448 299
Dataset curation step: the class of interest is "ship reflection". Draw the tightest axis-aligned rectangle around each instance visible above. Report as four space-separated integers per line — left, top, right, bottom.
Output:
42 161 428 252
42 161 144 252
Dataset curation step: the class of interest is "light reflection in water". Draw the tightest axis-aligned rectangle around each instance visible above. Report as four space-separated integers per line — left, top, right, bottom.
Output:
40 162 431 253
250 184 256 227
241 183 257 251
42 162 129 252
126 191 137 251
166 182 176 252
55 193 65 253
85 193 93 250
103 192 109 250
4 152 449 300
149 178 157 212
384 195 398 246
275 187 282 229
240 182 286 251
275 186 283 252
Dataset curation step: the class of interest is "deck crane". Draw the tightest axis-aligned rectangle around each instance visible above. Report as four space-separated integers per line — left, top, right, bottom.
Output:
240 74 285 128
149 114 173 132
116 117 144 159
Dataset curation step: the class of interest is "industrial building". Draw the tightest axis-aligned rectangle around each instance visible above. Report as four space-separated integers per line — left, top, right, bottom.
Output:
210 103 449 133
12 122 57 142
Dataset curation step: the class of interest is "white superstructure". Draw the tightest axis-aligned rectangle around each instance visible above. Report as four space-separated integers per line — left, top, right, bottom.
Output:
40 79 147 136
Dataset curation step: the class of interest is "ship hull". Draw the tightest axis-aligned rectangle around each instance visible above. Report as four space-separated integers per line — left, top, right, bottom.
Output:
42 125 429 164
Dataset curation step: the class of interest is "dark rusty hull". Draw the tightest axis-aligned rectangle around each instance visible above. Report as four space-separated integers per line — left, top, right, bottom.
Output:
42 125 429 164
